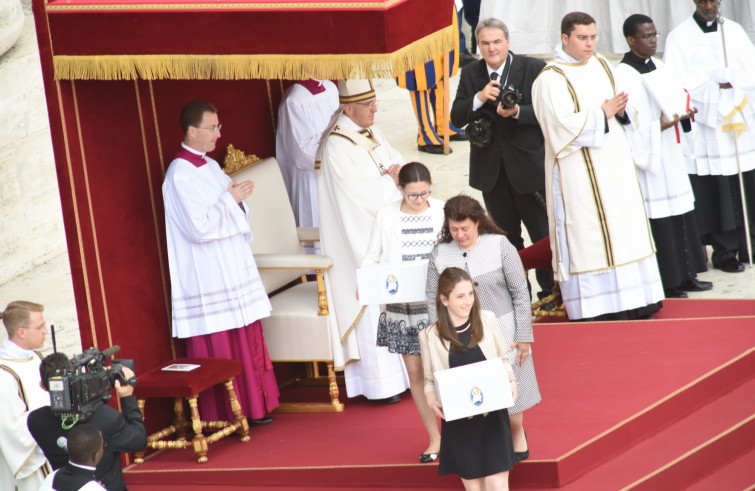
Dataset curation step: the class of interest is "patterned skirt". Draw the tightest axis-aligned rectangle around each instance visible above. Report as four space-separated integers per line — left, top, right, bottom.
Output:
376 302 429 355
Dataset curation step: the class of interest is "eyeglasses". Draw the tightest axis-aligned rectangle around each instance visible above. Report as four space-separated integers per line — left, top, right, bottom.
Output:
354 100 378 109
404 190 431 201
633 32 660 39
196 124 222 132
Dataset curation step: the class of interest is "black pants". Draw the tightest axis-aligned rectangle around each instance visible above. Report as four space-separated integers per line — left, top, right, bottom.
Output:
482 164 553 296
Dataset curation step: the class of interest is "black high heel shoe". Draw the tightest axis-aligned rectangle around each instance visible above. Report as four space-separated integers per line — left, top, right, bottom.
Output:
514 431 529 462
419 452 439 463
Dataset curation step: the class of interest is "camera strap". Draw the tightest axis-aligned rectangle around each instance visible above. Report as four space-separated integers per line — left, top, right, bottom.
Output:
500 52 514 87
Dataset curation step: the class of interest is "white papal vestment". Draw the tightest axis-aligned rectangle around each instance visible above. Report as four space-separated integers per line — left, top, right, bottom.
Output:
532 47 664 319
318 114 409 399
0 339 49 491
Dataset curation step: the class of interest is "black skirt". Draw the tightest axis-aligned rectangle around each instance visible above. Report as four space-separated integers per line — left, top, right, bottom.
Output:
437 328 517 479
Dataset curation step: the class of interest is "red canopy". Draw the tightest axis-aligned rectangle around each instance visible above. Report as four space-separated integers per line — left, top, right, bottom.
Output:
43 0 455 80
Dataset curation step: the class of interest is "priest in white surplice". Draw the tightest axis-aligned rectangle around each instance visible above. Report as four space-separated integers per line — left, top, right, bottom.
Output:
664 0 755 273
317 80 409 402
532 12 664 321
0 301 50 491
163 100 279 422
275 79 339 255
617 14 712 299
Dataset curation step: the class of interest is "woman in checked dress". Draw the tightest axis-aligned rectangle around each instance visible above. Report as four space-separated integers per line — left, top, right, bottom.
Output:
426 194 541 462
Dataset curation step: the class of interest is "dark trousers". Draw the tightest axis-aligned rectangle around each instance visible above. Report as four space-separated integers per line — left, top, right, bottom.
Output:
482 164 554 296
689 171 755 265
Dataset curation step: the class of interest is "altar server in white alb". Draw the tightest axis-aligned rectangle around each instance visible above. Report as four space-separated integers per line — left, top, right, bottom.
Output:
532 12 664 321
275 79 339 254
616 14 712 299
163 100 279 423
317 79 409 402
664 0 755 273
0 301 50 491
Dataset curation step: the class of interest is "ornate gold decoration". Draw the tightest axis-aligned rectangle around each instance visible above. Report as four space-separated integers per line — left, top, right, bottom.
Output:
223 144 262 176
315 269 329 316
532 283 567 318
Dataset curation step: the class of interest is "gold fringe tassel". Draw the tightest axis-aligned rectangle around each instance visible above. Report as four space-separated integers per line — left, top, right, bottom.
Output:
53 26 455 81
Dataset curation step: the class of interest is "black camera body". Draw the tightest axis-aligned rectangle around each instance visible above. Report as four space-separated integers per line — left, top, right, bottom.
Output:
48 346 135 421
497 84 523 109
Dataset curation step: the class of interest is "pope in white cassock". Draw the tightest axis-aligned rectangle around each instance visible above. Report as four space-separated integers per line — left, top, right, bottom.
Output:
532 12 664 321
275 79 339 254
317 80 410 401
0 301 50 491
664 0 755 273
163 100 279 422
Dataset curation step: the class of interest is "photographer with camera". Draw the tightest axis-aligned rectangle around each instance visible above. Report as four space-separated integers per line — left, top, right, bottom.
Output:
28 352 147 491
451 17 553 301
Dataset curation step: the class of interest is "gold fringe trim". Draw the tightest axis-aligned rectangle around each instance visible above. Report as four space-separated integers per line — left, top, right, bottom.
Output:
53 26 454 81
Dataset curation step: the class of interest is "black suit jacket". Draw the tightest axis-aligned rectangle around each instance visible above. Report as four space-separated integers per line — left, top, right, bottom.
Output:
51 463 101 491
28 395 147 491
451 54 546 194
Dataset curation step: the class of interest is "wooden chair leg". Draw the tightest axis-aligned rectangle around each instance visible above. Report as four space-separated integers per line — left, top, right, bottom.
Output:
327 362 344 411
133 399 147 464
224 378 250 442
173 397 189 439
187 396 209 464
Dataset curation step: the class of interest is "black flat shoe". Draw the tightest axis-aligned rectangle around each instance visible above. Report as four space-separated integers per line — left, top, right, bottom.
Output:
715 257 745 273
420 452 439 463
249 416 274 426
418 144 451 155
514 449 529 462
678 278 713 292
370 394 401 405
664 288 688 299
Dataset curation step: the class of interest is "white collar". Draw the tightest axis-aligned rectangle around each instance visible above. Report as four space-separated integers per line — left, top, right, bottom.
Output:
69 461 98 472
0 338 35 359
180 142 206 158
554 43 583 63
339 114 368 132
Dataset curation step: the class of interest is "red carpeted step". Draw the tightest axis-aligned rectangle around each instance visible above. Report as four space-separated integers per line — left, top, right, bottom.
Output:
525 378 755 490
684 447 755 491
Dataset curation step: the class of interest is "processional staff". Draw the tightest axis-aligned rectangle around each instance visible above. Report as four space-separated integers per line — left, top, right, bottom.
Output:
718 16 753 267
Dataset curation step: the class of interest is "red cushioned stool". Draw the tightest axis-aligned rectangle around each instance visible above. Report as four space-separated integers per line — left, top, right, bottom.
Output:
132 357 250 464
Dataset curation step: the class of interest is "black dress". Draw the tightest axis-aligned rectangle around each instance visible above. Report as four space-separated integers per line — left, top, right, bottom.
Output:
438 323 517 479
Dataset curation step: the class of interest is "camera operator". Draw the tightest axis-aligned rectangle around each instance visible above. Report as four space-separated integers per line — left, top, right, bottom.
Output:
28 352 147 491
451 17 554 300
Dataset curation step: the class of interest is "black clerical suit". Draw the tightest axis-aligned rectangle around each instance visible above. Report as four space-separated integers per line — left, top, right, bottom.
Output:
451 53 553 295
48 463 104 491
28 395 146 491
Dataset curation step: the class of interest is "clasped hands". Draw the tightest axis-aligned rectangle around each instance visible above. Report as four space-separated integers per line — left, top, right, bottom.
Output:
228 179 255 202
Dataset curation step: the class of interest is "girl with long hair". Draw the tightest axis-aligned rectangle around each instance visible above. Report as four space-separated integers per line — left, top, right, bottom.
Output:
420 267 518 490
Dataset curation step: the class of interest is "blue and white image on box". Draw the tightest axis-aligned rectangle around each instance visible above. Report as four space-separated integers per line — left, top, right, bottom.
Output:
356 260 428 305
433 358 514 422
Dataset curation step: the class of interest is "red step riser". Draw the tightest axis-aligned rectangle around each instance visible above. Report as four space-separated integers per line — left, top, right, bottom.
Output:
626 416 755 491
510 349 754 487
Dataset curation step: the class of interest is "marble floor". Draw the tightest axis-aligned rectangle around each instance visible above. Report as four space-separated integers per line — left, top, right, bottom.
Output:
0 20 753 359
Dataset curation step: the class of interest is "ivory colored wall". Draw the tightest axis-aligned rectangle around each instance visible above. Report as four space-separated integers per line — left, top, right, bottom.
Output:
0 14 65 286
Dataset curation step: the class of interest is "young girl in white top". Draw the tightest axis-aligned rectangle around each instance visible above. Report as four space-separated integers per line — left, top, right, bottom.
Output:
362 162 445 463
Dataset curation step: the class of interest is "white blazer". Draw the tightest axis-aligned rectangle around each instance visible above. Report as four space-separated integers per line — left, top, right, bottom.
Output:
361 197 445 266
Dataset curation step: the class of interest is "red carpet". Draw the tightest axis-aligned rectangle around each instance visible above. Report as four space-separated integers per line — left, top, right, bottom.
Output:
124 300 755 489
